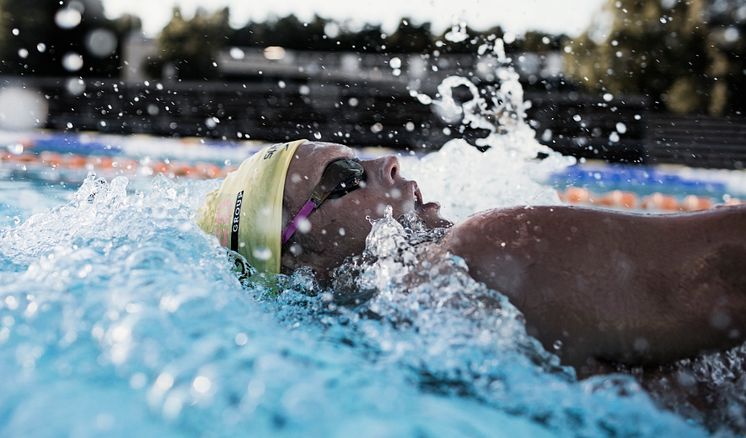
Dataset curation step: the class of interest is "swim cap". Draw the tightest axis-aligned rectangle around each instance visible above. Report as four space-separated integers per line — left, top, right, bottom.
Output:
197 139 306 274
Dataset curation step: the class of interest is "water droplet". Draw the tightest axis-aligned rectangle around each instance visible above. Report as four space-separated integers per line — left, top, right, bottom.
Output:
85 28 117 58
192 375 212 394
205 117 219 129
55 8 82 29
503 32 516 44
444 23 468 43
4 295 18 310
298 218 311 233
252 247 272 261
229 47 245 60
324 22 340 38
154 372 174 392
62 52 83 72
234 332 248 346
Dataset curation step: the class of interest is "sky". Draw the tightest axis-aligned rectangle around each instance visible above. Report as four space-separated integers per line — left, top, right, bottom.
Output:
102 0 607 38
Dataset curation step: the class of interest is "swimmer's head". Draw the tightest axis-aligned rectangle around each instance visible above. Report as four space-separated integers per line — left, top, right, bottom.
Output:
281 142 451 278
198 140 449 278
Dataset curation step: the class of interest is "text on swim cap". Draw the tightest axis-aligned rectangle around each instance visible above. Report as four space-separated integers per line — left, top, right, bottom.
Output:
230 190 244 251
263 142 291 160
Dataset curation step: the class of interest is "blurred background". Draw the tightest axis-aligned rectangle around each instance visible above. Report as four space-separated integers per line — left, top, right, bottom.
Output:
0 0 744 168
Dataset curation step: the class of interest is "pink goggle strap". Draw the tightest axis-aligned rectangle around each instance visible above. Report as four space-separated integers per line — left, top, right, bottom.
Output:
281 200 317 244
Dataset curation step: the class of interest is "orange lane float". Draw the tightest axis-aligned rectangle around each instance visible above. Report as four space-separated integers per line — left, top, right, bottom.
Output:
90 156 114 169
171 163 193 177
63 154 88 169
561 187 741 212
639 193 680 211
680 194 713 211
562 187 591 204
193 163 223 179
595 190 638 209
40 152 63 167
151 161 171 175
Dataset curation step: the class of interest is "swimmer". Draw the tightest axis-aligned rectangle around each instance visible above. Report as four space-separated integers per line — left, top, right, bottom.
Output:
198 140 746 373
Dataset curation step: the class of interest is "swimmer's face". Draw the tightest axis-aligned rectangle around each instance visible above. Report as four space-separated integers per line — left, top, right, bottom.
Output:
282 142 449 274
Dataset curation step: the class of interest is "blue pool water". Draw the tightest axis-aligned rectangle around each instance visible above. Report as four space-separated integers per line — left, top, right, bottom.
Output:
7 131 744 437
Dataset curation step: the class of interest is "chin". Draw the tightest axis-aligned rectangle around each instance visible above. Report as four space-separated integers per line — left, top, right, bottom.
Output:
416 203 452 229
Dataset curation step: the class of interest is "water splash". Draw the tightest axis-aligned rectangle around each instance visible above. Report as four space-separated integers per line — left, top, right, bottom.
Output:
404 38 575 221
325 209 704 436
0 172 706 436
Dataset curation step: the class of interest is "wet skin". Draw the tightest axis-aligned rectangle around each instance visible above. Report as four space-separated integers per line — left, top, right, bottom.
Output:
281 142 746 370
280 142 448 275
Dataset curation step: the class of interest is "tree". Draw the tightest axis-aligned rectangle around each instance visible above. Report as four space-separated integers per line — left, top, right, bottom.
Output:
337 23 386 52
152 6 230 80
565 0 745 116
386 18 434 53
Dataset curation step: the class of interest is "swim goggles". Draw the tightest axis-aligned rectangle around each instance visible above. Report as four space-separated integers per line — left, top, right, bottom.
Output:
281 158 366 244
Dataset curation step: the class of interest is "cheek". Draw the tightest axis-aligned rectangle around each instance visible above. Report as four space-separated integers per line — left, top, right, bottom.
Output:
308 200 371 241
355 192 394 217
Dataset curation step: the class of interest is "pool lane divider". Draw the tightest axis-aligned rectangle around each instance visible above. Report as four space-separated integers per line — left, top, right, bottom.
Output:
0 151 236 179
1 151 742 212
559 187 742 212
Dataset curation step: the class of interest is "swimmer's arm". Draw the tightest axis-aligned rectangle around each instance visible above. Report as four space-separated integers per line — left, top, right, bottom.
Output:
443 205 746 367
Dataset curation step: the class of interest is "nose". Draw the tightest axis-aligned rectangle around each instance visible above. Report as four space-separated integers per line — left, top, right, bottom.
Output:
377 155 400 185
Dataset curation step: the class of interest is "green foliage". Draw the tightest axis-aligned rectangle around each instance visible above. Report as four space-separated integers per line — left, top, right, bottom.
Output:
566 0 746 115
152 7 230 80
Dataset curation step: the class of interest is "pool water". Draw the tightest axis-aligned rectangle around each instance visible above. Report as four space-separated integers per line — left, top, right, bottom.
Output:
7 128 746 437
2 63 746 436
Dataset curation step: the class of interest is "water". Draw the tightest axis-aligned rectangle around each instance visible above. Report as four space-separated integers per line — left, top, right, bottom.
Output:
0 174 704 437
1 38 744 437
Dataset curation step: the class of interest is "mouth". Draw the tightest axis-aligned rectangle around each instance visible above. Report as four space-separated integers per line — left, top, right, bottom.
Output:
410 182 440 212
414 182 423 206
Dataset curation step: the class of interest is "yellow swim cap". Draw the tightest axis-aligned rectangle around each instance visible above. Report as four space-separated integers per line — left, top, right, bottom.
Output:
197 139 306 274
